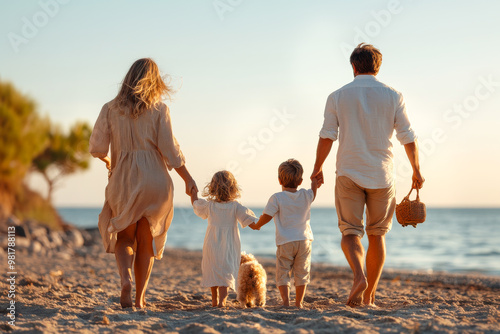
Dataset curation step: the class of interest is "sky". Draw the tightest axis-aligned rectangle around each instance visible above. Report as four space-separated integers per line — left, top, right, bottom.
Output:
1 0 499 208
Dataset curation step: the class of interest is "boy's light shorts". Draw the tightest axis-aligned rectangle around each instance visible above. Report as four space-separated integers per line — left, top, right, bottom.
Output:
335 176 396 237
276 240 312 287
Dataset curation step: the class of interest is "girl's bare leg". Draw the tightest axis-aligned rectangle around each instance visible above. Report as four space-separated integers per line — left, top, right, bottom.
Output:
218 286 228 307
115 223 137 308
211 287 218 307
134 217 155 308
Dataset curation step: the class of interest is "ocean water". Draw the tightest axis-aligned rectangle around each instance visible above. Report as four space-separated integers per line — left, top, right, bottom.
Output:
58 207 500 276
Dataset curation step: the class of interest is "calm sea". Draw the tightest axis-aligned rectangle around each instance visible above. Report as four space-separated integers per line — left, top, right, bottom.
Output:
58 207 500 276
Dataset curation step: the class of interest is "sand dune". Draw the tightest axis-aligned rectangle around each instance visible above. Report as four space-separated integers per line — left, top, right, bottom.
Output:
2 228 500 333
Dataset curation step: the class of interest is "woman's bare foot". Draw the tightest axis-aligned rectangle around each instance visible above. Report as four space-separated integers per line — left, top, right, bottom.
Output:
347 300 363 308
346 275 367 308
120 280 133 308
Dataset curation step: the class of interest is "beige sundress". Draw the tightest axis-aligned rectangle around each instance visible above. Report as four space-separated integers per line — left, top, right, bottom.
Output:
89 100 185 260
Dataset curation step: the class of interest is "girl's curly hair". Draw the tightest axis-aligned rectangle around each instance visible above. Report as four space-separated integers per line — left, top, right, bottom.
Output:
202 170 241 202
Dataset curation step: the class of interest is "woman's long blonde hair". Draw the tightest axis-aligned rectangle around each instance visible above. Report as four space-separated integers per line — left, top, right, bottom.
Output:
203 171 241 202
116 58 172 118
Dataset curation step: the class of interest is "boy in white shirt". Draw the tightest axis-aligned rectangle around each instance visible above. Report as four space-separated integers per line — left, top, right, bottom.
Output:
251 159 318 308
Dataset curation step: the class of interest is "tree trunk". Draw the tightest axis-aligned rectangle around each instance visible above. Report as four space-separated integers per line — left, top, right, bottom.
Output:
40 171 54 203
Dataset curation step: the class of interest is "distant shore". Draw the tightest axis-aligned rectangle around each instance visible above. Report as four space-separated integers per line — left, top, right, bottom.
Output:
2 226 500 333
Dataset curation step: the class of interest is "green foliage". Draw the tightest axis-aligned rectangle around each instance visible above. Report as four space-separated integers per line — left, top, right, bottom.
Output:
32 122 92 201
0 79 91 224
0 81 48 191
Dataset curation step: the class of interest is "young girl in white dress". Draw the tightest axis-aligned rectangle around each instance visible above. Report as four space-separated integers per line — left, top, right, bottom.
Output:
190 170 258 307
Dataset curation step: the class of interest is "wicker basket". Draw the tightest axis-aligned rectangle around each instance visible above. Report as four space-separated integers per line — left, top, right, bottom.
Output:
396 188 426 228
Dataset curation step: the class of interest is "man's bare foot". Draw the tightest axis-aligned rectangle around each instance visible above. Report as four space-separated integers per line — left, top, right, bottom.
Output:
346 275 367 307
120 281 133 308
296 302 303 309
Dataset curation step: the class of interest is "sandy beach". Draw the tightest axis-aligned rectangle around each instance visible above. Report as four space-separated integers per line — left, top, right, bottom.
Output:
2 227 500 334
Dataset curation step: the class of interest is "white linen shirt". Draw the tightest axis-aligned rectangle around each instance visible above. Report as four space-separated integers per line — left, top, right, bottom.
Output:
263 189 314 246
319 75 417 189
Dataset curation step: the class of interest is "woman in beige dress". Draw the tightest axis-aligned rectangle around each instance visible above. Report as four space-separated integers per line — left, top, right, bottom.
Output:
89 58 197 308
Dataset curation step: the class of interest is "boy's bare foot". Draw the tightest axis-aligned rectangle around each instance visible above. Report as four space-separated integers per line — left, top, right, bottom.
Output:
282 301 290 307
346 275 367 308
296 302 303 309
120 280 133 308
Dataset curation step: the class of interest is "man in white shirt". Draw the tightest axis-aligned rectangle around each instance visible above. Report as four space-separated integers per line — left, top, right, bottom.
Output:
311 43 425 307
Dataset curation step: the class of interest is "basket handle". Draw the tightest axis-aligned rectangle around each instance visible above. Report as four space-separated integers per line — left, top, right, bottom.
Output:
404 187 420 202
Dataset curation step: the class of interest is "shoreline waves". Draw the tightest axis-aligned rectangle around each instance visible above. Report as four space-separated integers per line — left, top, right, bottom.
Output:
58 207 500 276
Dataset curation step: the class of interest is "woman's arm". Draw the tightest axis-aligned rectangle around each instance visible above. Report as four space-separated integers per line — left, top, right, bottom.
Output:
174 165 198 196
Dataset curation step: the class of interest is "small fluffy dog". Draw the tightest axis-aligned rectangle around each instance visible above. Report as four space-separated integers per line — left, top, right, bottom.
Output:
237 252 267 307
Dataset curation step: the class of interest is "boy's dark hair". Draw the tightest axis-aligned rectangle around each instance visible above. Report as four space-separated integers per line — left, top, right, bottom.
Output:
278 159 303 188
350 43 382 75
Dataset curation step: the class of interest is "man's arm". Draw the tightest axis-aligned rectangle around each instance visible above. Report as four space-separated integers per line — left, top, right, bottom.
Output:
250 214 273 230
311 137 334 187
404 141 425 189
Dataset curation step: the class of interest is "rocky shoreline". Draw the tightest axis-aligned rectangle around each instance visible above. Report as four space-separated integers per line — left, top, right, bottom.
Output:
0 216 87 260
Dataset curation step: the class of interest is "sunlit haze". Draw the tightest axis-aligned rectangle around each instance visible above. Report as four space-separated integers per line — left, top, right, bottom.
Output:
2 0 499 208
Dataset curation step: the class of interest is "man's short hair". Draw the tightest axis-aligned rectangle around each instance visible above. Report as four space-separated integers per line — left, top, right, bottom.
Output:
278 159 303 188
350 43 382 75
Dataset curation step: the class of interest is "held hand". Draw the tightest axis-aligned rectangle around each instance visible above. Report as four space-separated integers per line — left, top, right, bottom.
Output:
310 168 324 188
311 177 319 188
249 223 260 231
412 170 425 189
190 187 199 204
185 178 198 196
